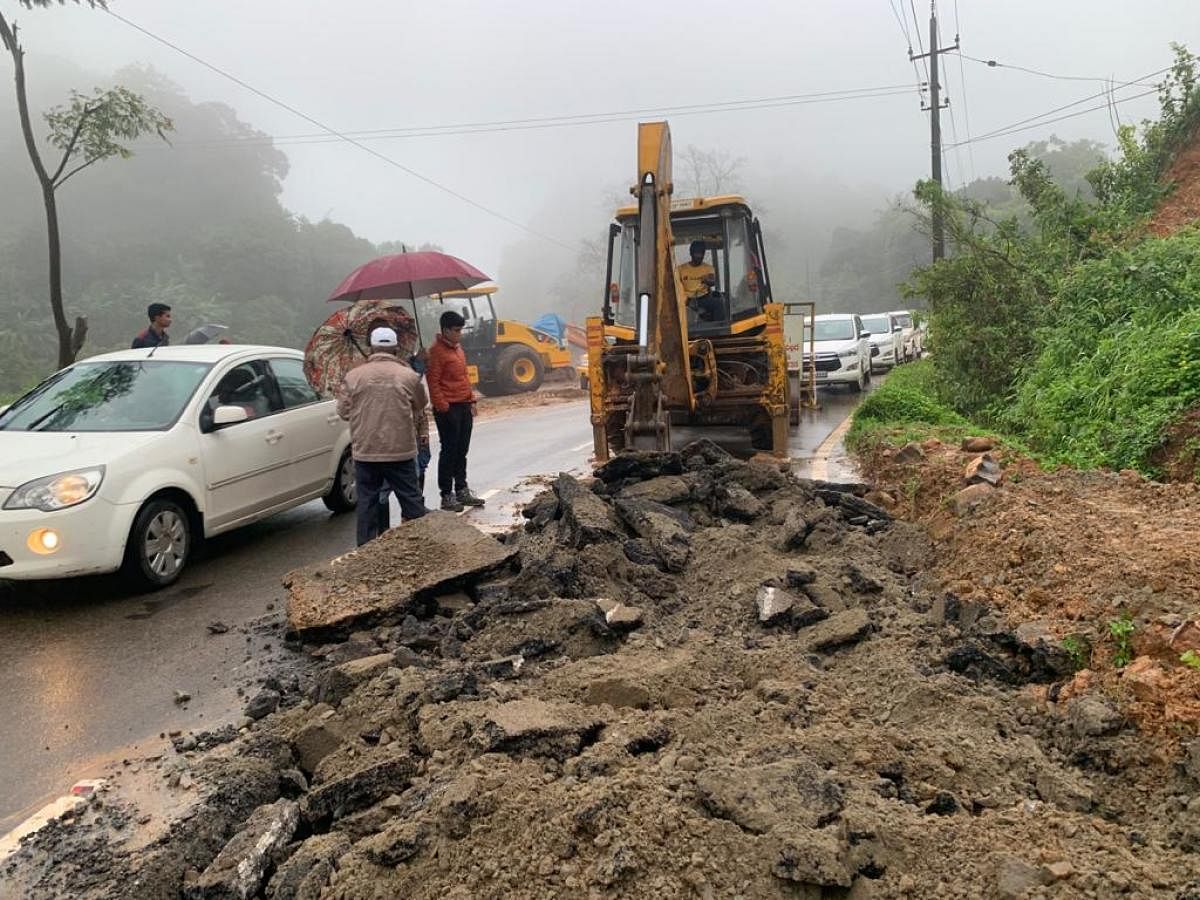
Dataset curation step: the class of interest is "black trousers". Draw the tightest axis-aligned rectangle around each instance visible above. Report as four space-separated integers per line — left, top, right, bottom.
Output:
434 402 473 496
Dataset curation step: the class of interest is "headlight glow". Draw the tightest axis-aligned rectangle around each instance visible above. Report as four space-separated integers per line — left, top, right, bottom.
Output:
4 467 105 512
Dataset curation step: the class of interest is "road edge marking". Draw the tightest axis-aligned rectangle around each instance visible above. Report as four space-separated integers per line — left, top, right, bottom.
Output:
810 412 855 482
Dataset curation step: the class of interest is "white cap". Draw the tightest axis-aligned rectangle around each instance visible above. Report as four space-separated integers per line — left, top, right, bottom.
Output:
370 326 398 347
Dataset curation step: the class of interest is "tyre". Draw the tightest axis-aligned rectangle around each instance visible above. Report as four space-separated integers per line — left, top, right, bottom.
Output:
322 447 356 513
849 364 866 393
122 497 192 590
495 345 545 394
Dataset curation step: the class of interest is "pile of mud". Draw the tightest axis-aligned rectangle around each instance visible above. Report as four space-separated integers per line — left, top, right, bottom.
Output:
7 441 1200 899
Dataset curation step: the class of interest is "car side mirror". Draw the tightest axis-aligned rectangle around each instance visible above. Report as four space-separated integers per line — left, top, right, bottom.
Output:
212 405 249 427
859 331 870 340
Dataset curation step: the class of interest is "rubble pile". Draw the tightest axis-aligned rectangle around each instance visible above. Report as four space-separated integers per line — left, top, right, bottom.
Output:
7 440 1200 898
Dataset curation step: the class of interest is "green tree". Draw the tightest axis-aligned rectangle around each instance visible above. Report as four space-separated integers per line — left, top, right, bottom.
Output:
1 0 173 367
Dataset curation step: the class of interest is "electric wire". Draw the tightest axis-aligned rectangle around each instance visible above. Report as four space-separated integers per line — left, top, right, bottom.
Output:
952 49 1160 87
952 0 977 181
945 87 1159 148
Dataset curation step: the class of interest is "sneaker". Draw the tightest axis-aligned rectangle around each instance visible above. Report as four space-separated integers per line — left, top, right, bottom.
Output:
456 489 486 507
440 493 464 512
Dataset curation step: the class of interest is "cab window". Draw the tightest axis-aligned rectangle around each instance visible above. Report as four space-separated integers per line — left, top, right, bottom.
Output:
201 360 278 429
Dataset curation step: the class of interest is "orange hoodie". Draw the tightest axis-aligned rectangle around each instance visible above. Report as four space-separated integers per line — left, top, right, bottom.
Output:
426 334 474 412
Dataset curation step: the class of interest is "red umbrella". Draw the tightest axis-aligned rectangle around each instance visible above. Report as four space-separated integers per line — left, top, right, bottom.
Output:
327 251 490 303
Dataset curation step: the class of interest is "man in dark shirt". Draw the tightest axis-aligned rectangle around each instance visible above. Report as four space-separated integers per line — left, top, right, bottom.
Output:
132 303 172 349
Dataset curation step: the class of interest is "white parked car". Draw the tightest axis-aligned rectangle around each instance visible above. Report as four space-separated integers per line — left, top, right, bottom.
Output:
805 314 872 392
887 309 921 362
859 313 903 371
0 345 354 589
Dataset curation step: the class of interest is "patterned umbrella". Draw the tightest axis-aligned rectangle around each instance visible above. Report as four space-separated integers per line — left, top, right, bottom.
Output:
303 299 418 397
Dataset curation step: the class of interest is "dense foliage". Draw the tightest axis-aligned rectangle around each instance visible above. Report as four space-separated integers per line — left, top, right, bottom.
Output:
901 44 1200 478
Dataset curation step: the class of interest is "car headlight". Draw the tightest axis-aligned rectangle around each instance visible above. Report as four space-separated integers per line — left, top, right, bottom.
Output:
838 348 859 358
3 467 105 512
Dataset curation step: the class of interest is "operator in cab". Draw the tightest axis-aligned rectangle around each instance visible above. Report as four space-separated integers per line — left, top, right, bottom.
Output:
678 241 722 321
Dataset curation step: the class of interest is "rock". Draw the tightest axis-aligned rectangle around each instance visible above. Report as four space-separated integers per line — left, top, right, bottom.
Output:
244 689 281 721
184 799 299 899
772 832 852 887
521 491 560 530
679 439 733 467
284 513 517 640
786 568 817 587
1035 770 1093 812
1013 621 1075 678
755 586 795 625
815 490 892 523
616 475 692 505
805 608 872 652
584 678 651 710
1170 620 1200 654
206 621 229 635
964 453 1003 487
435 592 474 617
555 473 626 548
391 646 425 669
594 450 684 483
475 655 525 680
777 509 812 551
613 497 693 573
718 485 766 521
695 759 843 834
1066 694 1123 737
961 436 996 452
594 598 644 632
893 442 925 464
622 538 659 567
278 768 309 798
426 670 477 703
474 699 603 761
357 820 423 866
925 792 958 816
300 754 417 826
1040 860 1073 884
266 832 350 900
174 690 191 705
1121 655 1167 702
995 857 1040 899
293 721 346 775
951 482 994 515
316 653 395 706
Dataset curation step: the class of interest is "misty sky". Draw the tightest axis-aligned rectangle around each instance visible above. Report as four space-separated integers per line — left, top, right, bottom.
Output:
8 0 1197 277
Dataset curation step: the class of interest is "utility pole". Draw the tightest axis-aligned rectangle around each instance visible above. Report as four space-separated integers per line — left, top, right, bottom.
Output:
910 0 957 261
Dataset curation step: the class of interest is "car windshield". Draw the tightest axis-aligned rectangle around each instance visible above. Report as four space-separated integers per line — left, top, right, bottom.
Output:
0 360 212 432
812 319 855 341
860 315 892 335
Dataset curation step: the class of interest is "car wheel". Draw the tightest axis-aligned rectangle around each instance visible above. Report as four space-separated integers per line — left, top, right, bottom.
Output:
849 365 866 394
323 448 356 513
122 497 191 591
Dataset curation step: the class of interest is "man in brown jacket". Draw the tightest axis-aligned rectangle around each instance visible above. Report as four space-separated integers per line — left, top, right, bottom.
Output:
337 326 428 545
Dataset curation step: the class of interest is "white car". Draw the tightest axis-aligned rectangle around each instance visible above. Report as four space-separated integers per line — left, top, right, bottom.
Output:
887 309 921 362
0 345 354 589
859 312 904 371
805 314 872 392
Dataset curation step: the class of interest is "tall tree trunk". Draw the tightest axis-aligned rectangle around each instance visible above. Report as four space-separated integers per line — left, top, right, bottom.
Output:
2 12 80 368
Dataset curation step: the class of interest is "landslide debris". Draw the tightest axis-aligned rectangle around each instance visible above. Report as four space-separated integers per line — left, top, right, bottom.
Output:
7 440 1200 898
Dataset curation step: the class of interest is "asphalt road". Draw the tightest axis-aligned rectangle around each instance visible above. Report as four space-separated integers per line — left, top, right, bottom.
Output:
0 384 871 831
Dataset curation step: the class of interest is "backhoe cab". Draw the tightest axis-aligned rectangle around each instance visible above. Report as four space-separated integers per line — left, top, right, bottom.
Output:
429 283 573 396
586 122 790 460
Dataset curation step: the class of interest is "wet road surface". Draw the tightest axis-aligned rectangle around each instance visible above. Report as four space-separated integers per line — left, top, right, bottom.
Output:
0 384 871 831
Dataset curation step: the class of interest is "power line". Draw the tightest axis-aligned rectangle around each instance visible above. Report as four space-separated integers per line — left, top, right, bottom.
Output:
908 0 931 83
952 66 1169 146
952 0 977 181
946 87 1159 148
953 50 1160 87
936 13 966 189
138 85 917 151
102 8 576 251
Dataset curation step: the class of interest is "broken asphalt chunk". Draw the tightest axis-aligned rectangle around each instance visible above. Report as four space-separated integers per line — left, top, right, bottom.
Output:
805 608 873 652
299 754 417 827
184 799 298 900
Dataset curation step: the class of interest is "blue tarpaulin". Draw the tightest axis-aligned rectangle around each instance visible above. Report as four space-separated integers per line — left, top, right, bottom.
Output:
533 313 567 343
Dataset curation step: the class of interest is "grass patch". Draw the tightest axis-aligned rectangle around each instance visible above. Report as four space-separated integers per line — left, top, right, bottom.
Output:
847 360 971 451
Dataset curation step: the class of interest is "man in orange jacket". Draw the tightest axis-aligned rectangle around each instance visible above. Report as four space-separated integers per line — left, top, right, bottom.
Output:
426 310 486 512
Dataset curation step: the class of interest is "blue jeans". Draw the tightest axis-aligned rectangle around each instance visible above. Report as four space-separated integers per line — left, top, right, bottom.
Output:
356 459 426 546
376 444 430 534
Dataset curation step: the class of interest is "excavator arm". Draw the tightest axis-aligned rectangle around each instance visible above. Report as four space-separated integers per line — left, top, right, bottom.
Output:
625 121 695 450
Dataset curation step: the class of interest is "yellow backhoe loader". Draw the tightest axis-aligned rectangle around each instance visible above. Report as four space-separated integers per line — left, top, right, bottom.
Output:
585 121 790 460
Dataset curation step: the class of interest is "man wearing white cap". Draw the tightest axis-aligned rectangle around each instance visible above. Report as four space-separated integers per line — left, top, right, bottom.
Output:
337 326 429 545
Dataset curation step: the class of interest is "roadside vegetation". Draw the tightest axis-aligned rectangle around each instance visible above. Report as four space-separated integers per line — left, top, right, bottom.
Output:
856 45 1200 482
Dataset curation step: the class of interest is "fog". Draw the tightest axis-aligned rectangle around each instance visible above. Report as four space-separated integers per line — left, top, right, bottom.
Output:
1 0 1196 372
